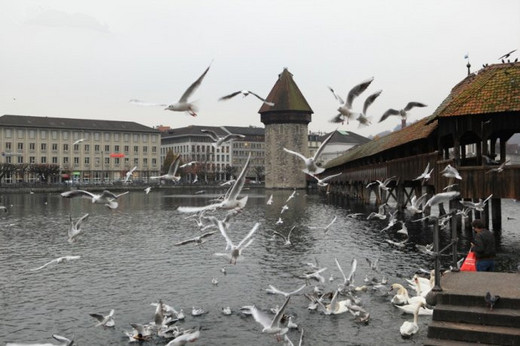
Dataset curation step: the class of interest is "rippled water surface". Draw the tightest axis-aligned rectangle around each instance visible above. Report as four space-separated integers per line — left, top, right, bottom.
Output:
1 188 519 345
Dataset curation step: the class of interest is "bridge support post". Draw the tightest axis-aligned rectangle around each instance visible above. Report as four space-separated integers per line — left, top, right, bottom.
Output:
491 197 502 236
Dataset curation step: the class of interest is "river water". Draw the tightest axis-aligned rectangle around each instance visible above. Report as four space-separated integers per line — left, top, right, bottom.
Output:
1 187 519 345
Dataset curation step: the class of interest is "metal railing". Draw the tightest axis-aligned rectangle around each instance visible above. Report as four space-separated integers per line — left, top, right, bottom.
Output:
430 212 460 292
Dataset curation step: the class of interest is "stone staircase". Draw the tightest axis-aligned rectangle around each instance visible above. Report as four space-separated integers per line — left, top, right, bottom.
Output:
424 272 520 345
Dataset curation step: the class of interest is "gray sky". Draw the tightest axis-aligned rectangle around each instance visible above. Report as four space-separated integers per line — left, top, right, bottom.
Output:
1 0 519 138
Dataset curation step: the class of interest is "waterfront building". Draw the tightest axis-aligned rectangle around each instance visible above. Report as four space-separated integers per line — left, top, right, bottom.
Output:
0 114 160 184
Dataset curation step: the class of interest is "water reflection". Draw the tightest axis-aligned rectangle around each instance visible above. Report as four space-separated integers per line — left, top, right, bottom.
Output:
0 188 519 345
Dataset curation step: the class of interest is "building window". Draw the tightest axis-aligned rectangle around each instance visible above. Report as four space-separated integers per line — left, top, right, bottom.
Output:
84 144 90 153
104 145 110 152
62 131 69 140
74 157 79 165
40 130 47 139
63 144 69 152
52 157 58 164
114 133 119 141
115 145 120 152
5 129 12 138
18 156 23 164
143 146 148 153
151 158 156 165
94 132 100 141
52 144 58 151
29 130 35 139
152 134 157 143
94 144 100 152
124 133 130 142
17 143 23 150
134 158 138 165
51 131 58 140
5 156 11 163
104 133 110 141
133 134 139 142
17 129 24 139
5 142 11 150
152 146 157 153
104 157 110 165
124 145 129 153
41 157 47 163
134 146 138 154
29 156 35 164
63 157 69 164
84 157 90 165
114 158 120 165
74 144 79 151
40 143 46 151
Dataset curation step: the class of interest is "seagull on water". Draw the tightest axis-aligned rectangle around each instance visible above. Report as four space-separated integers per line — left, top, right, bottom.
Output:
68 213 89 243
379 102 427 123
165 326 200 345
245 296 291 340
219 90 274 106
60 189 129 209
283 132 334 175
130 63 211 117
222 306 232 315
201 128 245 148
272 226 295 246
144 186 151 194
150 155 181 181
328 77 374 124
90 309 115 328
31 255 81 271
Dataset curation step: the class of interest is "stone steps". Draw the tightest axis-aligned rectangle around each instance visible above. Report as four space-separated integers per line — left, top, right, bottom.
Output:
433 304 520 328
427 320 520 345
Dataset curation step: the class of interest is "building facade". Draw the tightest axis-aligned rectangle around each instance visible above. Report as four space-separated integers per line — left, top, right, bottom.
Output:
0 114 160 184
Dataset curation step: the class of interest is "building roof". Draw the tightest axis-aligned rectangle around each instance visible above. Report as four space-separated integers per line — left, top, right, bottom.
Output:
258 68 313 114
324 130 371 145
325 115 437 167
0 114 158 133
432 62 520 118
162 125 264 139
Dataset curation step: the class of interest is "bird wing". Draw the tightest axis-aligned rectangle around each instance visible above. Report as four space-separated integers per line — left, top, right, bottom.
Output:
346 258 357 285
31 258 57 271
74 213 89 230
60 189 95 199
250 306 273 329
379 109 400 122
168 155 182 176
52 334 73 345
129 99 168 107
226 153 251 201
219 91 242 101
312 131 335 161
335 258 347 284
346 77 374 108
362 90 382 115
283 147 307 162
329 113 345 123
200 231 217 239
201 129 219 141
272 230 287 242
324 216 337 230
114 191 129 199
248 91 275 106
221 133 245 143
178 64 211 103
328 86 344 105
90 313 105 322
174 238 197 246
207 216 234 249
237 222 260 249
403 102 427 111
271 296 291 328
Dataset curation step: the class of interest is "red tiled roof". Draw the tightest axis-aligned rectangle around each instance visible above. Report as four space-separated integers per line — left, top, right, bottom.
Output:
258 68 313 114
434 62 520 118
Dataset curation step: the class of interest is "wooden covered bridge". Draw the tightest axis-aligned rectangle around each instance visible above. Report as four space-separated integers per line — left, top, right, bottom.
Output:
323 62 520 232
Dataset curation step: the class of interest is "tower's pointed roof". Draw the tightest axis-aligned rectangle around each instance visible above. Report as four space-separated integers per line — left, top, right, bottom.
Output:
258 68 313 114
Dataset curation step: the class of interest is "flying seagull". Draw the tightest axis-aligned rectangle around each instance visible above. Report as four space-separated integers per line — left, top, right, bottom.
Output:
328 77 374 124
379 102 427 123
90 309 115 328
150 155 181 181
245 296 291 340
130 63 211 116
124 166 137 183
307 172 342 187
283 132 334 175
31 255 81 271
174 231 217 246
356 90 383 127
219 90 274 106
60 190 129 209
201 128 245 148
213 222 260 265
498 49 516 60
73 138 85 145
68 213 89 243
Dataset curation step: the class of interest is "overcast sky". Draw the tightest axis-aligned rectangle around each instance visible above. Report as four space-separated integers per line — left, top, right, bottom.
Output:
1 0 519 138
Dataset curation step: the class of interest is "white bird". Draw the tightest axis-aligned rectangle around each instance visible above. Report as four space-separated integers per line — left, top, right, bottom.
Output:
276 217 283 225
280 204 289 214
125 323 153 342
266 283 307 297
443 183 458 191
460 194 493 211
68 213 89 243
396 221 408 237
6 334 75 346
266 194 273 205
407 193 428 215
441 164 462 180
307 172 342 187
335 258 357 289
61 189 129 209
144 187 151 194
219 90 274 106
356 90 383 127
386 238 408 248
212 277 219 285
177 153 251 213
414 162 434 184
191 307 207 316
379 102 427 123
396 301 432 315
89 309 115 328
165 327 200 346
222 306 232 315
328 77 374 124
308 216 337 233
213 221 260 264
201 128 245 148
130 64 211 117
415 243 435 256
150 155 181 181
73 138 85 145
283 132 334 175
273 226 295 246
31 255 81 271
287 316 298 329
124 166 137 183
366 176 396 192
400 302 425 337
286 189 296 203
180 161 197 168
486 160 510 174
174 231 216 246
367 204 387 220
425 191 460 208
390 284 425 306
247 296 291 339
300 267 328 284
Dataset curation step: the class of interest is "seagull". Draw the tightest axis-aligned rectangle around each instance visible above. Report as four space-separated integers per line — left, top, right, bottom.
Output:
283 132 334 175
276 217 283 225
144 187 151 194
222 306 232 315
307 172 342 187
266 283 307 297
246 296 291 340
73 138 85 145
124 166 137 183
414 163 434 184
498 49 517 60
356 90 383 127
219 90 274 106
191 306 208 316
308 216 337 234
379 102 427 123
130 63 211 117
335 258 357 289
386 238 407 248
396 221 408 237
441 164 462 180
201 128 245 148
177 153 251 213
460 194 493 212
213 221 260 264
165 326 200 346
425 191 460 208
60 190 129 209
266 194 274 205
90 309 115 328
31 255 81 271
280 204 289 214
287 316 298 329
485 160 510 174
126 323 153 341
365 257 380 272
150 155 181 181
300 267 328 284
174 231 217 246
180 161 197 168
485 291 500 310
273 226 295 246
328 77 374 124
407 193 428 215
68 213 89 243
286 189 297 203
367 204 387 220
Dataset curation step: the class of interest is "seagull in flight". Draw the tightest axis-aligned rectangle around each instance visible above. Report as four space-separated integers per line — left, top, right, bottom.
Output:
144 186 151 194
180 161 197 168
73 138 85 145
414 162 434 184
485 160 510 174
174 231 217 246
150 155 181 181
308 216 337 234
379 102 427 123
307 172 342 187
201 128 245 148
356 90 383 127
31 255 81 271
273 225 295 246
498 49 516 60
283 132 334 175
130 63 211 116
425 191 460 207
266 283 307 297
124 166 137 183
328 77 374 124
213 221 259 264
219 90 274 106
68 213 89 243
266 194 274 205
245 296 291 340
60 190 129 209
441 164 462 180
90 309 115 328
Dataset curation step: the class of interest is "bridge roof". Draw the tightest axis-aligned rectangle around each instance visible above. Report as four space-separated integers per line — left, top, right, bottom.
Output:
325 115 437 167
433 62 520 118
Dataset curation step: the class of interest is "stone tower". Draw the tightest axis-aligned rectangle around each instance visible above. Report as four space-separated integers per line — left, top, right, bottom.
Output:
259 68 313 189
